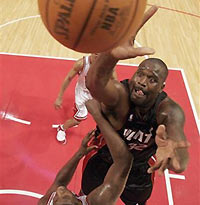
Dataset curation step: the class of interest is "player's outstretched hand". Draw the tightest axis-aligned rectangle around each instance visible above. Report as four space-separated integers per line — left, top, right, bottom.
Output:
79 130 98 156
147 125 190 176
110 5 158 60
54 97 63 110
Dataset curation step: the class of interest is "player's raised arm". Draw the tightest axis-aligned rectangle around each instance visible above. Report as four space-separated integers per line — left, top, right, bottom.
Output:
38 131 97 205
86 6 157 107
86 100 133 204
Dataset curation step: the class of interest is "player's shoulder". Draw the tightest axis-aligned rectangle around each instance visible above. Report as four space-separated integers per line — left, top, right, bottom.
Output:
160 96 183 110
74 57 84 71
112 80 129 98
157 96 185 121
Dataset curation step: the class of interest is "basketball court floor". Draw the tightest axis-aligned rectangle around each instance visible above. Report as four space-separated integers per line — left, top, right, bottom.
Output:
0 0 200 204
0 53 199 204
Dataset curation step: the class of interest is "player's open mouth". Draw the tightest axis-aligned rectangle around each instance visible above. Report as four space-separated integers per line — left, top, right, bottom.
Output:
134 88 145 97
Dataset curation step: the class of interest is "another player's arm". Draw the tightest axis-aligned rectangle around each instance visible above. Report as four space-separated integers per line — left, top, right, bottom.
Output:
149 99 190 175
86 100 133 205
38 131 97 205
54 58 83 109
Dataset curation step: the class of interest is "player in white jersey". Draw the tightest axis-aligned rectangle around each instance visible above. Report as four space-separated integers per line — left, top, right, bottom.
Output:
38 99 133 205
54 54 117 143
46 191 89 205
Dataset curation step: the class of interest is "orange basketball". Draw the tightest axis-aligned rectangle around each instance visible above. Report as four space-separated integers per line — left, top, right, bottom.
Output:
38 0 146 53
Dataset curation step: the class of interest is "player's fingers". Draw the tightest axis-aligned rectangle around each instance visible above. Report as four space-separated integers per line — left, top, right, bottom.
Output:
87 145 98 152
129 47 155 58
55 104 62 110
147 161 162 174
86 129 96 140
156 125 166 139
136 5 158 34
142 6 158 26
176 140 191 148
171 157 181 171
158 158 170 176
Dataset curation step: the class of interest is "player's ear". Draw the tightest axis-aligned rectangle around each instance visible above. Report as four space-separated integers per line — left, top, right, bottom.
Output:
159 82 165 93
161 82 165 89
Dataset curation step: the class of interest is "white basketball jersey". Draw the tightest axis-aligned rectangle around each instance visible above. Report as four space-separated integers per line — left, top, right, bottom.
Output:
77 195 89 205
75 56 93 105
76 56 91 92
47 192 89 205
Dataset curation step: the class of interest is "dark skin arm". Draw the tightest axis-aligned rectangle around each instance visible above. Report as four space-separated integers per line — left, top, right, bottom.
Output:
38 131 97 205
86 100 133 205
86 6 158 108
148 98 190 175
86 6 158 130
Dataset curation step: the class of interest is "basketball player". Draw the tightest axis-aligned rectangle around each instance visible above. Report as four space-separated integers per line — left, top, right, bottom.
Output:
38 99 133 205
54 53 117 143
81 6 190 205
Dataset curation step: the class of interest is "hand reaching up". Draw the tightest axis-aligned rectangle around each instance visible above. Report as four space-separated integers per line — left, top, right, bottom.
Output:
148 125 190 176
110 5 158 60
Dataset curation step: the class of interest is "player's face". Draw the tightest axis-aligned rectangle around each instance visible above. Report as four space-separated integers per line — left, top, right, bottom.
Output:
129 60 165 107
54 186 78 205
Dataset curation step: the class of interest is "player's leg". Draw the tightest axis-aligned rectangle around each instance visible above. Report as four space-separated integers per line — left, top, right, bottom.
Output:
63 118 80 130
56 103 86 143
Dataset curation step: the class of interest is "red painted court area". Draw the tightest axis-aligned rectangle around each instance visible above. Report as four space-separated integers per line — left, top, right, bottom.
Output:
0 54 199 205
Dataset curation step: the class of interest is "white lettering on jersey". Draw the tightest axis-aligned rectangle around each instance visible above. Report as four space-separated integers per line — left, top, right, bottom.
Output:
123 127 153 150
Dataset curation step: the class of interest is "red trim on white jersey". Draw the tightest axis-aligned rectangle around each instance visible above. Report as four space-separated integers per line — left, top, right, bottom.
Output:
46 192 89 205
77 195 89 205
73 103 88 121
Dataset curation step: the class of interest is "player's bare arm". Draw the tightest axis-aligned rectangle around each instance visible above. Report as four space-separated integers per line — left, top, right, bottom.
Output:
86 6 157 109
86 100 133 205
54 58 83 109
148 97 190 175
38 131 97 205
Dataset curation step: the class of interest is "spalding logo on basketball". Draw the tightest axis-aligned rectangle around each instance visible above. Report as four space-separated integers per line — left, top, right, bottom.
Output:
38 0 146 53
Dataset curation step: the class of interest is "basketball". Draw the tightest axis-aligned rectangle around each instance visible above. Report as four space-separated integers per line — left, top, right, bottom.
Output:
38 0 147 53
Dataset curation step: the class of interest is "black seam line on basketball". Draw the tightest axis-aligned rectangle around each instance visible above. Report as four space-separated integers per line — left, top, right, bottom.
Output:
73 0 98 50
109 0 140 49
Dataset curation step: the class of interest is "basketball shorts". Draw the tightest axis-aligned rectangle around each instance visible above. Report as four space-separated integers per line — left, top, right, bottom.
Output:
81 146 154 205
74 88 92 121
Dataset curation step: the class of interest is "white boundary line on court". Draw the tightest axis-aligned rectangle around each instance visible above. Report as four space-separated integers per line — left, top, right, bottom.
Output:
0 52 183 71
0 15 40 29
164 169 174 205
0 111 31 125
0 189 43 199
180 69 200 134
